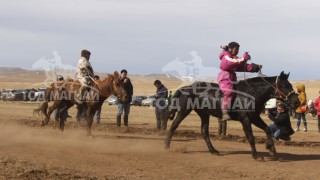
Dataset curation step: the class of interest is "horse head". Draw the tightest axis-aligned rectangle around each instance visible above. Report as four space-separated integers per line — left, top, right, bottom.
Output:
275 71 300 109
111 71 128 103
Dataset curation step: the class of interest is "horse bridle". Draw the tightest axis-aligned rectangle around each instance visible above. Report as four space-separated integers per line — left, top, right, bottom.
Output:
259 73 295 101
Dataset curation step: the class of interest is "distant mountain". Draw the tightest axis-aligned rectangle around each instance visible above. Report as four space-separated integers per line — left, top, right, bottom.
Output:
0 67 27 73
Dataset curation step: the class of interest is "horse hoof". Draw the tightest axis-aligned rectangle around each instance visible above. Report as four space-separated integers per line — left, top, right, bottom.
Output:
269 150 277 157
210 150 220 156
255 156 265 162
41 121 46 127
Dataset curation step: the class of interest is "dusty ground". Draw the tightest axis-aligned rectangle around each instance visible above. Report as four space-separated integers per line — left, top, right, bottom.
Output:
0 101 319 180
0 73 320 179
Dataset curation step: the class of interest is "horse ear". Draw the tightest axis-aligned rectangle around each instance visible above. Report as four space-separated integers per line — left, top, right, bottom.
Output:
279 71 285 79
114 71 120 79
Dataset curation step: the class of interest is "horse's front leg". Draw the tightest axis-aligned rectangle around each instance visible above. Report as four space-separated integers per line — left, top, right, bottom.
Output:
250 116 276 158
241 118 263 161
86 105 95 137
165 109 191 149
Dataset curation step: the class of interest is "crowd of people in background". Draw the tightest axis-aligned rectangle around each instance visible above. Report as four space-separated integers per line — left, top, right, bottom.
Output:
2 48 319 135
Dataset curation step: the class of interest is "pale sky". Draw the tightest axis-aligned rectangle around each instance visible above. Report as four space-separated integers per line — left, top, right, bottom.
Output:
0 0 319 80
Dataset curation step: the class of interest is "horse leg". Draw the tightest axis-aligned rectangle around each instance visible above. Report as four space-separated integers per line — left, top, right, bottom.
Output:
218 120 227 136
241 118 263 161
196 110 220 155
250 116 276 157
58 102 73 132
165 109 191 150
42 100 60 126
86 105 95 136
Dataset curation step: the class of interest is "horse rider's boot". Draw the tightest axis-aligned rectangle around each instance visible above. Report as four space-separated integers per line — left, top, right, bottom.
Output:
124 115 128 127
117 115 121 127
221 110 232 122
76 86 87 104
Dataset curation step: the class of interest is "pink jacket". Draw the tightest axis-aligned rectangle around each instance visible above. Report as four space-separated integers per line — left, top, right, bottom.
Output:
314 97 320 115
217 50 253 82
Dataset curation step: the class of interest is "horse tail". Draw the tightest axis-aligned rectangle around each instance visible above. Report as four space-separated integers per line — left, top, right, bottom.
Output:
168 89 182 120
33 87 52 116
33 101 48 116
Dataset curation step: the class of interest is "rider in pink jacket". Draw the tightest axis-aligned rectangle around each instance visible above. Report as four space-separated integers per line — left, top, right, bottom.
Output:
218 42 262 121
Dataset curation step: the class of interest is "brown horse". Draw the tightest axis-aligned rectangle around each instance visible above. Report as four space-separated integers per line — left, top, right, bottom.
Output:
34 71 127 136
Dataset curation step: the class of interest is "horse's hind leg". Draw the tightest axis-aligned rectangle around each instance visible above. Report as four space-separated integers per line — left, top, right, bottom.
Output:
196 110 220 155
86 105 96 136
165 109 191 149
58 102 73 132
42 101 60 125
250 116 276 157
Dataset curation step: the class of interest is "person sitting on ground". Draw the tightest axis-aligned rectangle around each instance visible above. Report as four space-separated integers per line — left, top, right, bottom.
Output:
217 42 262 121
267 103 294 141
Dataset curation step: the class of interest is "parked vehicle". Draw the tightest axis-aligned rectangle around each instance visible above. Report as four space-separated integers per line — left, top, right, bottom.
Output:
131 96 147 106
7 90 25 101
1 89 16 101
141 96 156 106
34 88 46 101
22 89 37 101
107 95 118 105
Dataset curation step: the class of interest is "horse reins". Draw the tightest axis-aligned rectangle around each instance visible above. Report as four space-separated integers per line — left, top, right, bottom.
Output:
89 76 99 85
258 70 295 101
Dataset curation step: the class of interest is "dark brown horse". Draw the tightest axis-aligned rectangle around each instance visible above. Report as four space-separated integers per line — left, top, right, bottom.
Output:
34 71 127 136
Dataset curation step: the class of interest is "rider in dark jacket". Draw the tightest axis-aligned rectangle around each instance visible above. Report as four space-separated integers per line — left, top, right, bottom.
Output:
268 103 294 141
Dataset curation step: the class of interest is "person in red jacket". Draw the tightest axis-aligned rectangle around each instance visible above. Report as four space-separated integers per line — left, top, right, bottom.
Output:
313 91 320 133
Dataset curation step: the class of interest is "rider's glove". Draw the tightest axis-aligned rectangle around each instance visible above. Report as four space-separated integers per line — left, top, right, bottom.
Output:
251 63 262 72
243 52 251 61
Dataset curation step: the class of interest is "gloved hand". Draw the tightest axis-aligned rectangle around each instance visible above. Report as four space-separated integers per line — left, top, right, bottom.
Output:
243 52 251 61
251 63 262 72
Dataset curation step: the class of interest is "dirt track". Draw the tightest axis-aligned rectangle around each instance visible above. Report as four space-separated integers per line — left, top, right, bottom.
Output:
0 101 320 179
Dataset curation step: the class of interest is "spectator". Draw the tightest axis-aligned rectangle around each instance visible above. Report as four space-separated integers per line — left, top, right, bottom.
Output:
295 84 307 132
267 103 294 141
94 75 102 124
154 80 168 130
313 91 320 133
54 75 70 123
116 69 133 127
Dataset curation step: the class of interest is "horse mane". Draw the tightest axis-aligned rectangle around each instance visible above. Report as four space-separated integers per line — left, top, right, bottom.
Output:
237 76 277 86
102 74 114 81
96 74 114 96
